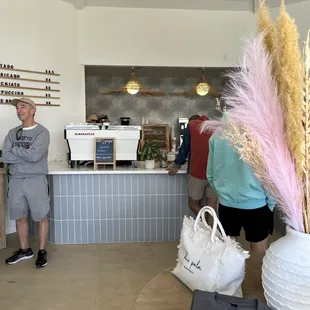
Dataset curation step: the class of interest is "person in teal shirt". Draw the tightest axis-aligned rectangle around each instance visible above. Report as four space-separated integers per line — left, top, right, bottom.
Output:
207 117 275 255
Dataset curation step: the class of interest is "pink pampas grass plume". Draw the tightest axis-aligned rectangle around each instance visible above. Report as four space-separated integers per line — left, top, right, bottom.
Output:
201 32 304 232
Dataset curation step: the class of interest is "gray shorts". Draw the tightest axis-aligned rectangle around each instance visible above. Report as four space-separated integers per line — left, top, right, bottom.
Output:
8 176 50 222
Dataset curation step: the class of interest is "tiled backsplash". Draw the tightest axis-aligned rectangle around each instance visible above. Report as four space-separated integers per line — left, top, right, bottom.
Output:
85 74 225 131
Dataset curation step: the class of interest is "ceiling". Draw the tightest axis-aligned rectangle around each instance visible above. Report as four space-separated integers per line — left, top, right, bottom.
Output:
63 0 308 11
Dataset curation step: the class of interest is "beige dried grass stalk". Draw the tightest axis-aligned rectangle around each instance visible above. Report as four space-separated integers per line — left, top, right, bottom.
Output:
301 31 310 233
277 2 304 177
220 121 286 209
256 0 281 90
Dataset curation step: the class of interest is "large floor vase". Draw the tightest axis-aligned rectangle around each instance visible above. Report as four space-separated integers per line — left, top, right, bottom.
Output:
262 225 310 310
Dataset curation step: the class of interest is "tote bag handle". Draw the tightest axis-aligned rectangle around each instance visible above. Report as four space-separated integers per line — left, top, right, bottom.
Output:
194 206 228 243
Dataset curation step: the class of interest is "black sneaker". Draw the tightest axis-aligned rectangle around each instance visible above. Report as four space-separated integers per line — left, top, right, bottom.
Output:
5 248 34 265
35 250 48 268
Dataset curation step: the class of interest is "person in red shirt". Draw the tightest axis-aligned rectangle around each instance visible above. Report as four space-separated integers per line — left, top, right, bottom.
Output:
169 115 218 219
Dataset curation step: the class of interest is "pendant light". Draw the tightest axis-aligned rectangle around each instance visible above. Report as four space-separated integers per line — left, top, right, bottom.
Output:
101 67 165 96
125 67 140 95
169 67 221 98
196 68 210 96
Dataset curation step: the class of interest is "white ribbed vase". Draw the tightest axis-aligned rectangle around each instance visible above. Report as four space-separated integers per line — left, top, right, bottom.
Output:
262 225 310 310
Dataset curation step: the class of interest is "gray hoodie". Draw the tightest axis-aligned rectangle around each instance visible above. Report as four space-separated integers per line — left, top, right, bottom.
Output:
2 124 50 178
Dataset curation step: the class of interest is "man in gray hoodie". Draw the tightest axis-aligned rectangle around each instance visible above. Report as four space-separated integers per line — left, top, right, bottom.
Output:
2 97 50 268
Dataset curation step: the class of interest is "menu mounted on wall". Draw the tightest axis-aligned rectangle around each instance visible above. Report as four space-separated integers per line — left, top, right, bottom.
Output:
94 138 116 170
0 63 61 107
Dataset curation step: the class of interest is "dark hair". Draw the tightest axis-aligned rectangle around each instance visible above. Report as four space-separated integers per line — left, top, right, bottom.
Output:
189 115 200 122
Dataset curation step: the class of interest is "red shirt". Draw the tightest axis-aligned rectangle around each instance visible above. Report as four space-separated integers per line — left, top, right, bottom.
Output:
189 116 212 180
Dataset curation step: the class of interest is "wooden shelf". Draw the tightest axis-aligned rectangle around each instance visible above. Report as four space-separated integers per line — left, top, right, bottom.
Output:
0 67 60 76
0 85 60 92
0 76 59 84
141 124 170 152
0 102 60 107
144 124 168 127
0 94 60 99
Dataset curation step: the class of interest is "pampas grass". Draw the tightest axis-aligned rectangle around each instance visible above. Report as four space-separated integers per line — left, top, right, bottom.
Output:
257 0 304 178
220 121 292 211
201 32 304 232
277 2 304 177
302 31 310 233
201 1 310 233
256 0 281 89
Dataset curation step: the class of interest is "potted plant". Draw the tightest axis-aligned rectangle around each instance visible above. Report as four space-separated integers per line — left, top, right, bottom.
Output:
140 139 161 169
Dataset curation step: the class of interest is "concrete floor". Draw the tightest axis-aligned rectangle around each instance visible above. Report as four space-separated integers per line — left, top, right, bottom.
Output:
0 234 179 310
0 231 281 310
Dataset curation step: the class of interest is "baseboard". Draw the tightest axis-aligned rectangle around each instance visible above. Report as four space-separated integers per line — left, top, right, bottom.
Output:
6 227 16 234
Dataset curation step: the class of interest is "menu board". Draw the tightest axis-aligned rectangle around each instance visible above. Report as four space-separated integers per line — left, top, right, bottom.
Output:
0 63 61 107
94 138 116 170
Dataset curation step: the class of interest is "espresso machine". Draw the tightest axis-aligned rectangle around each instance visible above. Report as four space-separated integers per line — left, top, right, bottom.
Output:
64 124 141 168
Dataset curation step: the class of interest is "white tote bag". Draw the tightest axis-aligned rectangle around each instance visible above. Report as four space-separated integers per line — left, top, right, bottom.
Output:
172 206 249 297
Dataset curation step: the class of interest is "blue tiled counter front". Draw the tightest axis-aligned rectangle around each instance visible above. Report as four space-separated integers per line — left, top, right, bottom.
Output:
30 164 194 244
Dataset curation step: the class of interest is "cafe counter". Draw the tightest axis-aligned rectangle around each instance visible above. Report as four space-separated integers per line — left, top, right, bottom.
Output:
29 162 194 245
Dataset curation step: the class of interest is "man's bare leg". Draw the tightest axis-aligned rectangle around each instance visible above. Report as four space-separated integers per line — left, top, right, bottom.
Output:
189 197 216 228
206 197 219 227
38 218 49 250
16 216 29 249
5 216 33 265
250 237 269 256
207 197 218 214
188 197 202 215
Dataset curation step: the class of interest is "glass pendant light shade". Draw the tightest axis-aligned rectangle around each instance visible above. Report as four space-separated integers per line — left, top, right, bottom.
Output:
196 82 210 96
126 68 140 95
126 80 140 95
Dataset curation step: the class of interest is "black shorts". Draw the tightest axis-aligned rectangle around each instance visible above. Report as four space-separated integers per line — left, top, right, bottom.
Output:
218 203 273 243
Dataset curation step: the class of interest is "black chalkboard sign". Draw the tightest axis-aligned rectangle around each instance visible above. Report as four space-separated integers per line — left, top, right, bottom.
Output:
94 137 116 170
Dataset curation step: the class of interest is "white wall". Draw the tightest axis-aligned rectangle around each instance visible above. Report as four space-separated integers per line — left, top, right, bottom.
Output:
78 7 256 67
0 0 85 233
270 1 310 45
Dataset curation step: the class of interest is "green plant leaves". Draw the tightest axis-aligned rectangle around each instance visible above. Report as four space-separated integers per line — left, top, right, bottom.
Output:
140 140 161 160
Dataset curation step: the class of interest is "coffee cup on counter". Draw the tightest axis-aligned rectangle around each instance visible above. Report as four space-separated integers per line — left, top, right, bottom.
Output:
103 122 110 130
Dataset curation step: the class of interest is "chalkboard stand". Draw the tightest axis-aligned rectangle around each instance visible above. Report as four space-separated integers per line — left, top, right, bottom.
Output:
94 137 116 170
